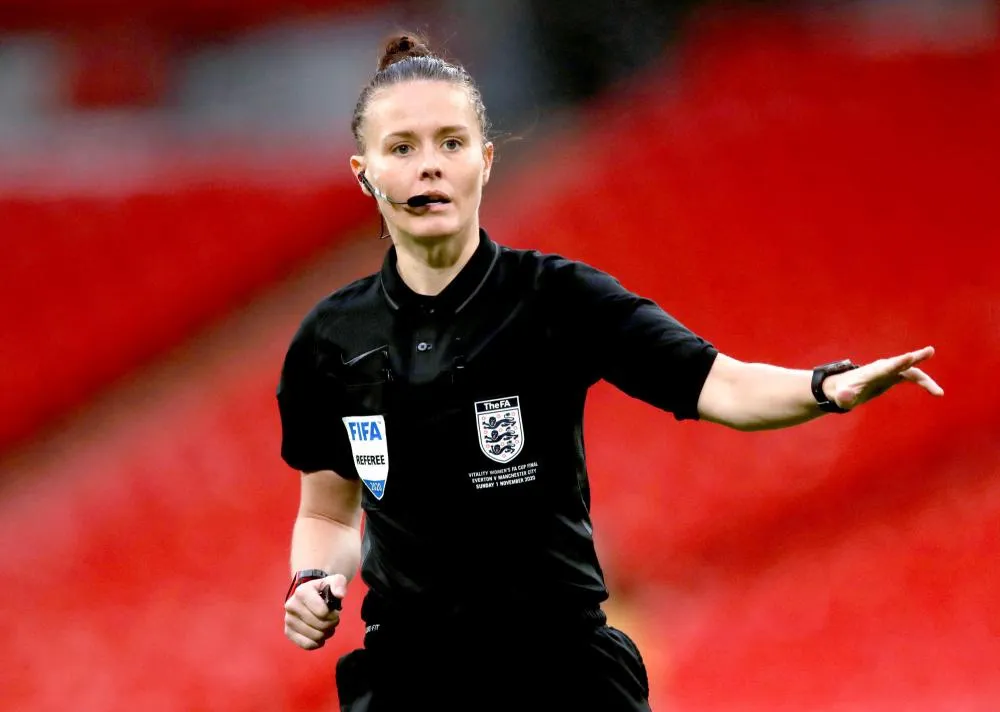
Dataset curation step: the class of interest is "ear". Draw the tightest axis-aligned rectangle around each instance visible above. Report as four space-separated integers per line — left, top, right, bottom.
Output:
482 142 495 186
350 155 371 197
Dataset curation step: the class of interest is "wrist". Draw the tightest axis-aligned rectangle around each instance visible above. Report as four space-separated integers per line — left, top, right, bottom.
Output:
811 359 858 414
821 373 840 404
285 569 330 601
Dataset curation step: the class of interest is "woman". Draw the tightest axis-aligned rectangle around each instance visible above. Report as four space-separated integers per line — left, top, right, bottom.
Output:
278 34 942 711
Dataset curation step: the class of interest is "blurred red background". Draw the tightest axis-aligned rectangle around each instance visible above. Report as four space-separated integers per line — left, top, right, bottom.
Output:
1 2 998 710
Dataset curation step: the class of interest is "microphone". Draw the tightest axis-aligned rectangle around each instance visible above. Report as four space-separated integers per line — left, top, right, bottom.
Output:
357 173 443 208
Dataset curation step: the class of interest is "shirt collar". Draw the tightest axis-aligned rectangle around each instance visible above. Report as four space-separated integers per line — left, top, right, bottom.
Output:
379 228 498 315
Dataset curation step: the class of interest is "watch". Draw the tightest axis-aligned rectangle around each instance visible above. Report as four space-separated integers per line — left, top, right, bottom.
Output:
285 569 330 602
811 359 859 413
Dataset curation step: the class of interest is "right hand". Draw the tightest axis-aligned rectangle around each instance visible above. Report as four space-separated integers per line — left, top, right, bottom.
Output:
283 574 347 650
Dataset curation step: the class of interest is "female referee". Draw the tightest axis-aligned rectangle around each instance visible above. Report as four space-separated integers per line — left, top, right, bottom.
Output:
277 34 943 711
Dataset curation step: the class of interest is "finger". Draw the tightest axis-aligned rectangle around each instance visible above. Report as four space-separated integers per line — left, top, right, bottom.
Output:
901 367 944 396
285 599 335 631
872 346 935 378
299 587 337 620
285 614 333 643
285 626 326 651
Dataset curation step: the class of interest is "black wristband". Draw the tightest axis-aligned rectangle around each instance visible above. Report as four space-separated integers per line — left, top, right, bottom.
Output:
811 359 859 414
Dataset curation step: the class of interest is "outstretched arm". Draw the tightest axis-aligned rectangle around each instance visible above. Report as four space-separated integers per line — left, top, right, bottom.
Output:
697 346 943 431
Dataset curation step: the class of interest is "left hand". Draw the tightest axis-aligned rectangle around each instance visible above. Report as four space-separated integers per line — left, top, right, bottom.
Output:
824 346 944 411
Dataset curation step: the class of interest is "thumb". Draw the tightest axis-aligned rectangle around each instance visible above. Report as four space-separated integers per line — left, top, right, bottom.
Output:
323 573 348 599
315 574 348 614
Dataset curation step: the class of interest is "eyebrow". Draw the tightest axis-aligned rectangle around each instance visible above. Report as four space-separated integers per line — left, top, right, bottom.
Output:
382 125 471 142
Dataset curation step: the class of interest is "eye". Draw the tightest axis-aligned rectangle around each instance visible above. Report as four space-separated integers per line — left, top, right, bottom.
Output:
442 138 463 151
391 144 412 156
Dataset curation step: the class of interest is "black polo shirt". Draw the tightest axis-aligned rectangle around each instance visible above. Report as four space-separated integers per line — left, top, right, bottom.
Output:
277 229 717 624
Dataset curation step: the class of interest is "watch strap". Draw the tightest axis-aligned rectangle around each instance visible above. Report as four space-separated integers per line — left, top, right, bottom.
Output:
285 569 330 602
811 359 858 414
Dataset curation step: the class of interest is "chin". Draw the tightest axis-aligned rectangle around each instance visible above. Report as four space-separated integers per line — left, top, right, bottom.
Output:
404 219 464 241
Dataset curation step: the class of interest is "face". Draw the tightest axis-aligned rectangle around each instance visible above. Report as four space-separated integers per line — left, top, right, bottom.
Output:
351 80 494 244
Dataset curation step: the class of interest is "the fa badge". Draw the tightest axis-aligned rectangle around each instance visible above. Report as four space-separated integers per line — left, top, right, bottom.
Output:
343 415 388 500
475 396 524 464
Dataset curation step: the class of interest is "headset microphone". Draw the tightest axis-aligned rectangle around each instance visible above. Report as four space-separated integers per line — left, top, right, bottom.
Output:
357 173 440 208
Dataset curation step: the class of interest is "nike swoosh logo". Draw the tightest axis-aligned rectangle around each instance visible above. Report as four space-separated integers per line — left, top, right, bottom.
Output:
341 345 388 367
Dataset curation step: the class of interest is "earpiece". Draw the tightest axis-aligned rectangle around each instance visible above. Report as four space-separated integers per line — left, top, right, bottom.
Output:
357 171 374 198
355 172 432 209
357 172 376 197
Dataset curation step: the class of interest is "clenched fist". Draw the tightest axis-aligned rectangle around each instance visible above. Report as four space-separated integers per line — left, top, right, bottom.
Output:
284 573 347 650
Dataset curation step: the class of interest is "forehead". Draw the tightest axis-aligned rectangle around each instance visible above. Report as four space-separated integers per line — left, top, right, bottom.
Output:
365 80 477 138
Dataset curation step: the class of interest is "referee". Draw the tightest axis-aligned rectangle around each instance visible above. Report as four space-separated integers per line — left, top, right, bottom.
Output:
278 34 943 711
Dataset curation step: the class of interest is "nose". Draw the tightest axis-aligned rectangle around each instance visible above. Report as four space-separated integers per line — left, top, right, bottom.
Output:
419 149 443 180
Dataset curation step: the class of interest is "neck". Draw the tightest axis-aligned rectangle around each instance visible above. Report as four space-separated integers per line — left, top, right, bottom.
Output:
393 222 480 296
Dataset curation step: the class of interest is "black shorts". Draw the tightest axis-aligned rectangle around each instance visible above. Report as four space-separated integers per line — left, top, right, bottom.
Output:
334 622 651 711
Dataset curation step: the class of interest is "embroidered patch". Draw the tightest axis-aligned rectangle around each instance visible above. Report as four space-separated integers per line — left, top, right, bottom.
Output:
342 415 388 500
474 396 523 464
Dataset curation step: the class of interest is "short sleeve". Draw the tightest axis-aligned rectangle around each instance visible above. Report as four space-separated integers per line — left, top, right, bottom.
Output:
276 311 357 476
555 259 718 420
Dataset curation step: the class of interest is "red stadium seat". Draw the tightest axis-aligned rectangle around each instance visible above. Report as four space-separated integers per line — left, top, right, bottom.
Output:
0 184 373 454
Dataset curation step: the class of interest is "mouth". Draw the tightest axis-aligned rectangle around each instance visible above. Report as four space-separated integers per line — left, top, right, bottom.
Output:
406 191 452 211
416 191 451 205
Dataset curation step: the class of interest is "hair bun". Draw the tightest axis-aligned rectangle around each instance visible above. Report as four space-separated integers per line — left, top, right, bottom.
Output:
378 33 433 72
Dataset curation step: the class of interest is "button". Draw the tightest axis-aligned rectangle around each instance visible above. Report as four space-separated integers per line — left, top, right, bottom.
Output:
416 342 433 352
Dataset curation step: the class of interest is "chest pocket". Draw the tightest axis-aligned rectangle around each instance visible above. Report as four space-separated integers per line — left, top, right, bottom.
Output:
321 346 394 510
335 348 466 515
337 346 392 413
